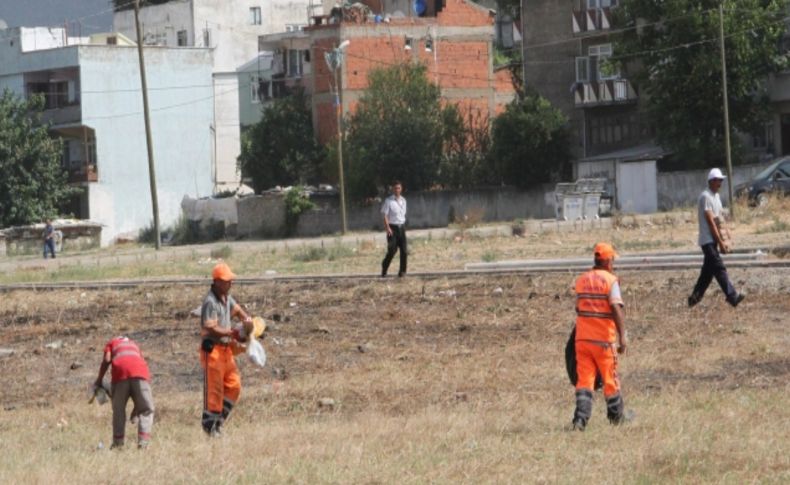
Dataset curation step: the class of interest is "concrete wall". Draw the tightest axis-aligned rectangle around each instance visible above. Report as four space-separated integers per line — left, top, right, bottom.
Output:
234 186 554 238
237 193 287 237
522 0 583 158
114 0 312 191
113 2 194 47
657 163 769 210
78 45 215 245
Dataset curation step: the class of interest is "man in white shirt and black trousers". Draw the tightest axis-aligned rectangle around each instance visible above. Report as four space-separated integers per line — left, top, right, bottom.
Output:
688 168 745 308
381 180 408 277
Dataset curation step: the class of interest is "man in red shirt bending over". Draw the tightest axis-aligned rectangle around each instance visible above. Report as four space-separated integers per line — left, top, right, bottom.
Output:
94 336 155 449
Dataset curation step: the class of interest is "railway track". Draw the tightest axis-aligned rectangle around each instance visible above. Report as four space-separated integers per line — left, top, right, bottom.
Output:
1 254 787 292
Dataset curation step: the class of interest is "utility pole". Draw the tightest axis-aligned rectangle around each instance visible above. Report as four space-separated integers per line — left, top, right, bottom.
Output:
134 0 162 249
719 3 736 218
325 41 350 234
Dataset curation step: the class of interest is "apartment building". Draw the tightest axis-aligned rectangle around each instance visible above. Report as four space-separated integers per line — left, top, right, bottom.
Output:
0 27 215 244
113 0 312 190
256 0 516 144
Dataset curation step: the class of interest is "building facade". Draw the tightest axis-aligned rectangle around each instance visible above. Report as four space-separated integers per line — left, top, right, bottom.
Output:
113 0 313 191
0 27 215 245
257 0 516 145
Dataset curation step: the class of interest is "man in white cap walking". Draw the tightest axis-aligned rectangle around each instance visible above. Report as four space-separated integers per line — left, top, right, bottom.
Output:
688 168 745 308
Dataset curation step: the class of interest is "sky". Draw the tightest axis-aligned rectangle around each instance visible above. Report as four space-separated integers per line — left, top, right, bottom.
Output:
0 0 114 34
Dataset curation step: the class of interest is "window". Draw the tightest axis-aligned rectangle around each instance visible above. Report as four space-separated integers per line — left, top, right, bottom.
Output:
576 57 589 82
589 44 619 81
177 30 188 46
586 0 616 8
250 7 262 25
287 49 303 77
251 76 261 103
250 76 271 103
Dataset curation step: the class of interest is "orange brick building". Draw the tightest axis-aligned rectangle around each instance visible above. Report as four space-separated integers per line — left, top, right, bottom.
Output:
258 0 516 144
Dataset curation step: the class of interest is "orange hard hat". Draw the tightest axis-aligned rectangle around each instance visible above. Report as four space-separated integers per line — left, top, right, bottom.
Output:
593 242 618 261
212 262 236 281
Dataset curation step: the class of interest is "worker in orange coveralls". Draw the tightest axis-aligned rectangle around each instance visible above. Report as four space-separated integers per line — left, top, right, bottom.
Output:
199 262 254 436
571 242 628 431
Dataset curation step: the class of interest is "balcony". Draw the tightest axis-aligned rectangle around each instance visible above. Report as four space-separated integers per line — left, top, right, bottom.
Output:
572 8 613 34
67 162 98 183
574 79 638 107
40 104 82 127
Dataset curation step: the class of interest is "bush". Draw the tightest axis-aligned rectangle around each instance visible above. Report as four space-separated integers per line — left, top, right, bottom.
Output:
284 187 316 236
137 215 226 246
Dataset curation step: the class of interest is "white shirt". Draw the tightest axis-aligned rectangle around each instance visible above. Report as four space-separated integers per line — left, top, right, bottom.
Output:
381 195 407 225
697 188 723 246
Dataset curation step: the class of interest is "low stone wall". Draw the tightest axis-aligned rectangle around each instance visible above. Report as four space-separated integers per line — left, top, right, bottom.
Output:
295 186 555 237
237 193 287 238
234 186 553 239
1 221 102 257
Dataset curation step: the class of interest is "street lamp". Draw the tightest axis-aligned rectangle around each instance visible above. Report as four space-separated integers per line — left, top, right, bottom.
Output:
324 40 350 234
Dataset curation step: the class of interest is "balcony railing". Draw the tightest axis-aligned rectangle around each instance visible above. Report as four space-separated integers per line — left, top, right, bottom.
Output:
572 8 613 34
40 104 82 126
574 79 638 107
67 162 98 183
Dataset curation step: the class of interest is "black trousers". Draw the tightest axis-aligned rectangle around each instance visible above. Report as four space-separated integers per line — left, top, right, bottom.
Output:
692 243 738 304
382 224 407 276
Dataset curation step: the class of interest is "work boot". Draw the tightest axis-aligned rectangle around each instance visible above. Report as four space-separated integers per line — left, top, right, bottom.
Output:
571 417 586 431
687 293 702 307
573 389 593 430
729 293 746 308
606 393 625 425
110 440 124 450
137 440 149 450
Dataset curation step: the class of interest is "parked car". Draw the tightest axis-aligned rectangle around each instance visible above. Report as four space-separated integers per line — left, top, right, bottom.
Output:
735 157 790 206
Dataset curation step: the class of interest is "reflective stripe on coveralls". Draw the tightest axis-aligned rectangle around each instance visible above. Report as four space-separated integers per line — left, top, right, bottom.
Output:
575 269 619 343
200 345 241 434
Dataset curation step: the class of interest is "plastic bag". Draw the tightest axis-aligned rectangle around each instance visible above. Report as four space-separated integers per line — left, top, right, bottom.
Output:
246 338 266 368
88 384 110 405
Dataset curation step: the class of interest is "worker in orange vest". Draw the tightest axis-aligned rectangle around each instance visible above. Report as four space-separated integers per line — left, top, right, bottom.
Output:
199 262 254 436
571 242 628 431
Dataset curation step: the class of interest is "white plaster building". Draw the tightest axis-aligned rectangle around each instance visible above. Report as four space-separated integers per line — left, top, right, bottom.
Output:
0 27 215 245
113 0 312 191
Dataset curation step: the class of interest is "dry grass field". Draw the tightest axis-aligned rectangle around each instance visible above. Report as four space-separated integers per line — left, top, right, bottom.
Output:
1 268 788 483
0 199 789 483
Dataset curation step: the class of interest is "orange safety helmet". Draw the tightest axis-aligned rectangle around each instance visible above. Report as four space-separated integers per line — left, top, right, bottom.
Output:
593 242 618 261
212 262 236 281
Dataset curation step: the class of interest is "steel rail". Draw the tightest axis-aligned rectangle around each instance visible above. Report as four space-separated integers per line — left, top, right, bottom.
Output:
0 259 787 292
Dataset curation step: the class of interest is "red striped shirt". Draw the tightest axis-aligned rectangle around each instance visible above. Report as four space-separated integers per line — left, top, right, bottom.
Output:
104 337 150 383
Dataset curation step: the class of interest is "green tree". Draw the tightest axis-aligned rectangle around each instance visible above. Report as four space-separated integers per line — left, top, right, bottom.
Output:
439 104 493 188
345 63 452 199
614 0 788 167
0 90 74 228
237 88 324 194
490 91 570 187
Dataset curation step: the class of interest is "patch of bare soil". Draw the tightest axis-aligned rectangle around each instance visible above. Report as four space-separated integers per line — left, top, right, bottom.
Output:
0 269 788 413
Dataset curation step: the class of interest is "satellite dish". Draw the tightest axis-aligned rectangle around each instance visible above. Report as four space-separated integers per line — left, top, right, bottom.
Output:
413 0 426 16
0 19 8 30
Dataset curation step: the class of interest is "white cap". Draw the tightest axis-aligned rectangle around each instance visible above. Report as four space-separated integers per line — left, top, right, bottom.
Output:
707 168 727 181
